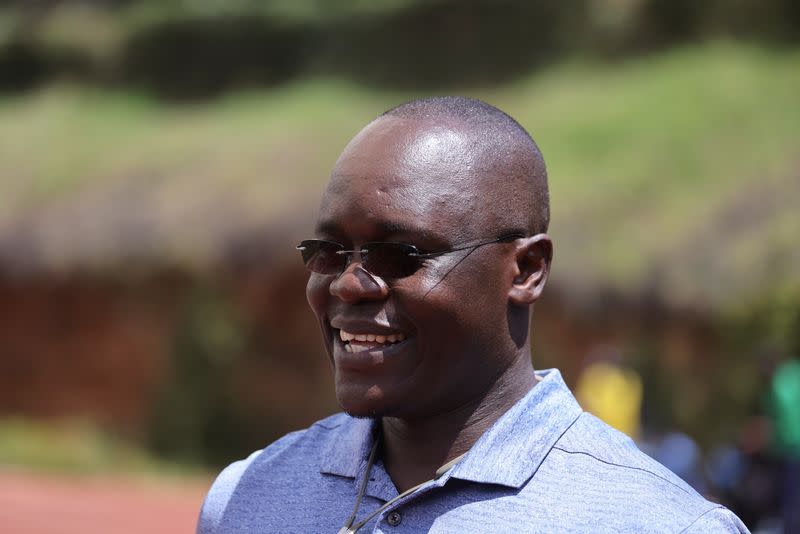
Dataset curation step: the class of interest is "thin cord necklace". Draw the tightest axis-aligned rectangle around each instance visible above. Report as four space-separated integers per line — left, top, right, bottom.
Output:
338 437 466 534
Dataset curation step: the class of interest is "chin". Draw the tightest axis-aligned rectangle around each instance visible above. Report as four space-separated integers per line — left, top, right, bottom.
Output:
337 395 386 419
336 384 393 419
343 409 380 420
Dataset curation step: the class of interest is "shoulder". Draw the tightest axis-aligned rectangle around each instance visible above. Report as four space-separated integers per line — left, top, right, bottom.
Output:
537 412 749 532
680 506 750 533
554 411 692 491
196 413 351 534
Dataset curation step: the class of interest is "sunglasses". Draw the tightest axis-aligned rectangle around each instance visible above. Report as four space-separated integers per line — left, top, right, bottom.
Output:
296 233 524 279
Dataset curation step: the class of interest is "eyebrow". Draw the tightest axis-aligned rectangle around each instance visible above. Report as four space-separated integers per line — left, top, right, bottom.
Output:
315 219 445 244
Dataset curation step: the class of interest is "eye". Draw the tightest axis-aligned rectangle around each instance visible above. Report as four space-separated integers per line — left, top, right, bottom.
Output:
299 240 347 275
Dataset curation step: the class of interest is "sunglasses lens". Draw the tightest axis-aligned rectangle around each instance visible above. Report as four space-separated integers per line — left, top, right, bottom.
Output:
363 243 420 278
299 240 345 274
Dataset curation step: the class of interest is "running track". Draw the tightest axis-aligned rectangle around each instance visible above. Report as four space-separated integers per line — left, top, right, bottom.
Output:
0 470 210 533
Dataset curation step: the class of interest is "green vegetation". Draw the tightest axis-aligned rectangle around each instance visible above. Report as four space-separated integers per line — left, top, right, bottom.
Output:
512 43 800 303
1 41 797 307
0 417 204 477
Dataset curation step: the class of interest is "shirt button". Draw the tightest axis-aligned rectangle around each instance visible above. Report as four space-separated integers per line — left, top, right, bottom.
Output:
386 511 402 526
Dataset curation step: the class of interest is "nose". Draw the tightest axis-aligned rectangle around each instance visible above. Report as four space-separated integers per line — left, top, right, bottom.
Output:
329 260 390 304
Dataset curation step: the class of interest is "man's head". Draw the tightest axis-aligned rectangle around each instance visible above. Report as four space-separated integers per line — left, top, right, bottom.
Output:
304 97 552 419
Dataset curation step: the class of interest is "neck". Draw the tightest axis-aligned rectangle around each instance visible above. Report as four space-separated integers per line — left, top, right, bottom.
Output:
380 353 538 492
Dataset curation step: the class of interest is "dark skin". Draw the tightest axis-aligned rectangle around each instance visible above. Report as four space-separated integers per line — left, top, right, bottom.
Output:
306 115 552 492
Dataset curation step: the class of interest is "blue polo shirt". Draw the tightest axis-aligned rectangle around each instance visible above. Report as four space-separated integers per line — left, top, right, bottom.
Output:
197 369 749 533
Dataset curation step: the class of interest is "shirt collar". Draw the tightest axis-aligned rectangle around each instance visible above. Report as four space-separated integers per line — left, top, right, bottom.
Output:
319 368 582 489
446 368 582 488
319 416 376 478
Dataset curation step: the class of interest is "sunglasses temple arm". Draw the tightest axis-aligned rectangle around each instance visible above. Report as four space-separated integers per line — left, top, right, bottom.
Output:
413 234 524 259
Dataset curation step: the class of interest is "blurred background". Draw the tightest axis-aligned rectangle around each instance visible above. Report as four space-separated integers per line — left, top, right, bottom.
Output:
0 0 798 532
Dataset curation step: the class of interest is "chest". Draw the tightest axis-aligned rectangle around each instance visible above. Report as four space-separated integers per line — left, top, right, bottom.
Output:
217 471 553 534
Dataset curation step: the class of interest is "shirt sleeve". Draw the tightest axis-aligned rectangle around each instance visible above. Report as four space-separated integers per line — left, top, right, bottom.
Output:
196 450 263 534
681 506 751 534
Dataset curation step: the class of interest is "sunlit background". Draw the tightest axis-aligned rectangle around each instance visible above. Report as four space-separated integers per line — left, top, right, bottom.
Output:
0 1 798 532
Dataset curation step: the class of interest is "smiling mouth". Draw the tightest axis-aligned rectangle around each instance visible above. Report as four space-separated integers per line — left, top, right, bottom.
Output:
338 329 408 353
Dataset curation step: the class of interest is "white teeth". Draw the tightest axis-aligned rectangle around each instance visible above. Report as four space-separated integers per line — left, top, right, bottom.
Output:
338 329 407 345
339 331 354 341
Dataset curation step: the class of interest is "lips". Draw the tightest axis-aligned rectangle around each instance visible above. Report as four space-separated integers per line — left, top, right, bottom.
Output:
328 317 412 362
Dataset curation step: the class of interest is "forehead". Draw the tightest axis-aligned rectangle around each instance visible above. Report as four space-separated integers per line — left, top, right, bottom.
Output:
317 117 490 242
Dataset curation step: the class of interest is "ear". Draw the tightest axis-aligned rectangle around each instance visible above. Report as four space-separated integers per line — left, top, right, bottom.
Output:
508 234 553 306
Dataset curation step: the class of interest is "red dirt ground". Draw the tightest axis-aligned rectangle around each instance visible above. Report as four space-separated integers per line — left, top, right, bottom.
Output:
0 470 210 534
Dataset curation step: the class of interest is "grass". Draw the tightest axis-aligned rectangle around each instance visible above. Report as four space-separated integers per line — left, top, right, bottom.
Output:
0 41 798 306
0 417 205 478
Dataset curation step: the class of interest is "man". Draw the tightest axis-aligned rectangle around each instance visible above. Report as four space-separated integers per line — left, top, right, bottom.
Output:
198 97 748 533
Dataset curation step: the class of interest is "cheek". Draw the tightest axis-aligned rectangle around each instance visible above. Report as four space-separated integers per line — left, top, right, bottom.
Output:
416 260 501 307
407 267 506 337
305 274 331 319
398 278 482 337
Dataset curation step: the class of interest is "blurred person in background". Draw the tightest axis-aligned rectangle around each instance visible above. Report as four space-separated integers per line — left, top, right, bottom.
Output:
196 97 748 533
704 355 800 532
765 356 800 532
575 345 643 441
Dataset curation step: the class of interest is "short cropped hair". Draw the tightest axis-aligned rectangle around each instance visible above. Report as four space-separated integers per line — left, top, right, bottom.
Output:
381 96 549 234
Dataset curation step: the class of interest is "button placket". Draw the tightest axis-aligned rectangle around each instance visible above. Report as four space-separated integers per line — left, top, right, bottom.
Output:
386 511 402 526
